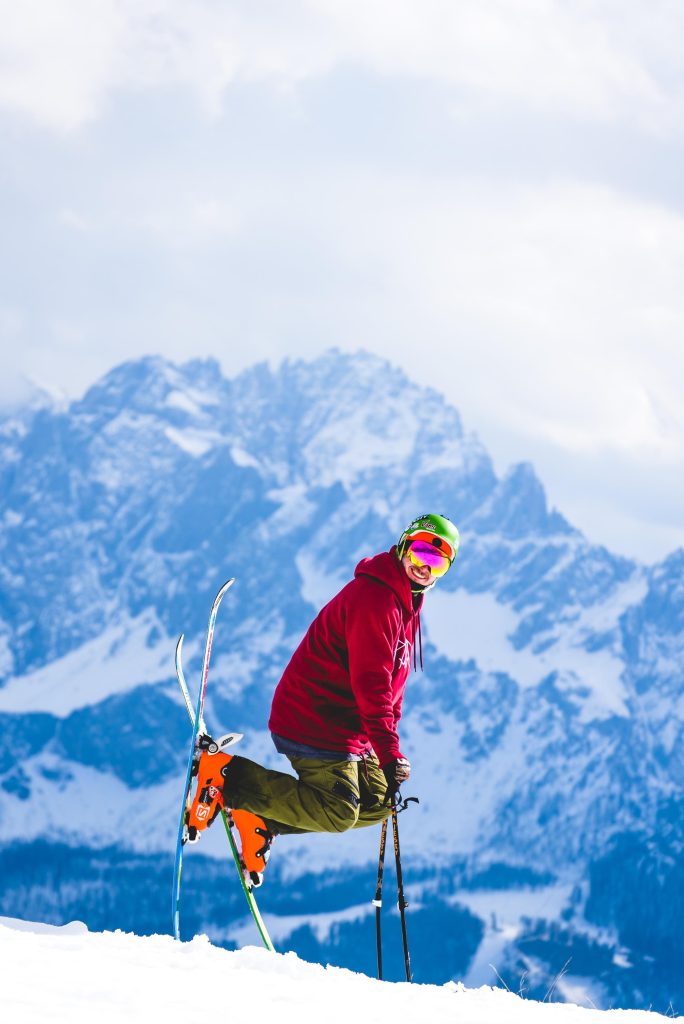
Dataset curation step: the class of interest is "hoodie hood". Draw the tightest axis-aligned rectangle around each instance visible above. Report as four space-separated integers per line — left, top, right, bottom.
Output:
354 546 423 617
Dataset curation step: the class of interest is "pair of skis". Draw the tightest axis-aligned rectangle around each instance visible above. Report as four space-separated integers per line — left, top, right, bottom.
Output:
171 579 274 950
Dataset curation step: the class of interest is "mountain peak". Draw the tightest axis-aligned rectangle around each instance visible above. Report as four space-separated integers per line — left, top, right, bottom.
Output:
467 460 574 538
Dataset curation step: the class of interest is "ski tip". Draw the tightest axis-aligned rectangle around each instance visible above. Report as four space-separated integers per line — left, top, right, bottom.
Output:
217 577 236 597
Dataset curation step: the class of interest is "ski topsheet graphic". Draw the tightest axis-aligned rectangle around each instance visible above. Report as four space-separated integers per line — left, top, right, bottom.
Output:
171 580 274 950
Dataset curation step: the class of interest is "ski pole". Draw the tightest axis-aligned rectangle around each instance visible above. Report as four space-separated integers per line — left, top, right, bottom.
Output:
391 800 412 983
372 818 388 980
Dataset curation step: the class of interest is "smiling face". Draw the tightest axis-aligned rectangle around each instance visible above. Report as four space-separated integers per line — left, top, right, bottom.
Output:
401 551 434 588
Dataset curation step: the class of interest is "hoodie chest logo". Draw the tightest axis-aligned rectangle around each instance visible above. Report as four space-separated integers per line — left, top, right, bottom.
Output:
394 637 412 671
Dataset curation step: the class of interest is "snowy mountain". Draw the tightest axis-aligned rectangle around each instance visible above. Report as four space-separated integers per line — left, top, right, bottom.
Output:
0 350 682 1011
1 917 667 1024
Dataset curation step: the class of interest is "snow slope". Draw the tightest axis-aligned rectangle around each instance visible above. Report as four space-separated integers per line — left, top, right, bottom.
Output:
0 917 666 1024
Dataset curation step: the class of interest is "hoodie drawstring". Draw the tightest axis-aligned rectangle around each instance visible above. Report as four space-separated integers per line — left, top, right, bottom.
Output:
412 611 423 672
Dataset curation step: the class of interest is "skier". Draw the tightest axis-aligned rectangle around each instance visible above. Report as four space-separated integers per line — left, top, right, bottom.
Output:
188 513 459 885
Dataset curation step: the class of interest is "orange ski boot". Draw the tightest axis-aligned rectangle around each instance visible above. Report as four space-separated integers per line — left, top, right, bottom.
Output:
231 809 275 888
185 748 233 843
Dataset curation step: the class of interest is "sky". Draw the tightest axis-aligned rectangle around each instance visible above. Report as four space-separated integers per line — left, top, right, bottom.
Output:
1 1 684 562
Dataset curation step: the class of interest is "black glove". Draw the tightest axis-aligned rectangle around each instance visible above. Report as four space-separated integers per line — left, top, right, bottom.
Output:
382 757 411 803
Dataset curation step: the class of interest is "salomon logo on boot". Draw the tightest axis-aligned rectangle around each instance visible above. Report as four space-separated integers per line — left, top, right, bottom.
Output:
185 749 234 841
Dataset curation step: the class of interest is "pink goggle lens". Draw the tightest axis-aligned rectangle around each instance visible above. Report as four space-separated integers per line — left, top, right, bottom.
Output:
407 542 451 577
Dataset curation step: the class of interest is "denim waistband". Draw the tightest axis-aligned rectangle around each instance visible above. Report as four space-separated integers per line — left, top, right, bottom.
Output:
271 732 362 762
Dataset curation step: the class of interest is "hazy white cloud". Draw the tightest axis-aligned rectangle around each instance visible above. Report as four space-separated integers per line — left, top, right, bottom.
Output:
380 179 684 458
321 0 669 122
0 0 128 131
0 0 682 131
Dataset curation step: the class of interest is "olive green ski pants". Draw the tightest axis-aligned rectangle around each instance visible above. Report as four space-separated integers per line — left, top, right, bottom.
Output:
222 753 391 835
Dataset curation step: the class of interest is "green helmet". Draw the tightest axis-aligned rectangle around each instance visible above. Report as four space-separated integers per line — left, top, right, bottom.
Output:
397 513 460 563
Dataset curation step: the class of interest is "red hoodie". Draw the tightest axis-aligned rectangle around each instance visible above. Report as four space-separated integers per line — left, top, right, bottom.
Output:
268 548 422 766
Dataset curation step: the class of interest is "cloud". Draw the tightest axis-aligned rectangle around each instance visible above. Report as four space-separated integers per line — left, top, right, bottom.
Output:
321 0 668 122
0 0 127 131
0 1 681 132
386 179 684 458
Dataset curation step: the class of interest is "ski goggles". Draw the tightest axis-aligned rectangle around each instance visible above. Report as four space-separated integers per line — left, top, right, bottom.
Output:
403 529 456 561
407 541 452 577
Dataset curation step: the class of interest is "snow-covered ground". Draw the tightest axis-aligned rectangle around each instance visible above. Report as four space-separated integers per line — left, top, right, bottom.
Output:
1 916 667 1023
425 579 646 722
0 610 173 716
